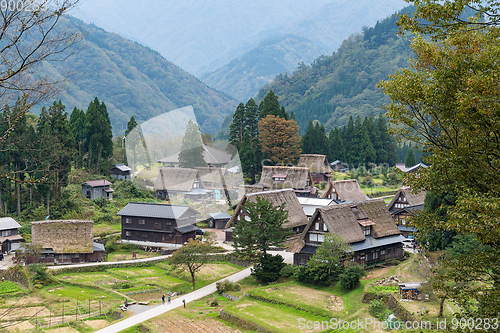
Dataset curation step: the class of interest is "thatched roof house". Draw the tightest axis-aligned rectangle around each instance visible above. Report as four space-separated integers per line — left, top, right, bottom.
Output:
259 166 316 197
388 186 426 212
225 189 309 244
158 145 231 168
238 184 265 201
195 167 227 189
321 179 367 202
298 154 333 184
154 167 199 192
291 199 405 266
27 220 105 264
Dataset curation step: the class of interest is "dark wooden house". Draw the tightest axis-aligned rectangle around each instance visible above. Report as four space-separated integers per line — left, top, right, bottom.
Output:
291 199 405 266
259 166 317 197
28 220 105 264
0 217 23 253
118 202 200 247
110 164 132 181
225 188 309 244
298 154 333 185
81 180 114 200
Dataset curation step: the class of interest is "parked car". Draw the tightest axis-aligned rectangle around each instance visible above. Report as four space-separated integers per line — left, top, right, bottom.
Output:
402 239 415 248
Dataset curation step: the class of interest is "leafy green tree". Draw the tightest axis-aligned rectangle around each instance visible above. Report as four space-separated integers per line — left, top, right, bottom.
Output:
233 196 292 260
251 253 285 283
169 238 216 289
380 18 500 319
179 119 206 168
125 116 138 136
339 264 365 290
312 234 352 275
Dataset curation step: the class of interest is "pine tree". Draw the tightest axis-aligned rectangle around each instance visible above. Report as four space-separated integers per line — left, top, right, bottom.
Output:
239 130 257 183
84 97 114 173
405 147 416 168
125 116 138 136
301 120 315 154
179 119 206 168
328 128 346 162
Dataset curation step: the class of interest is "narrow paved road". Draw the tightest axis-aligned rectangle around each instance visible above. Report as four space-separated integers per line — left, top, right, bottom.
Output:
95 251 292 333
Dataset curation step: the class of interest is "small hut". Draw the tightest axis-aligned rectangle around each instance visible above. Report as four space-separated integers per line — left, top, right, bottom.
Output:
208 212 231 229
399 282 422 300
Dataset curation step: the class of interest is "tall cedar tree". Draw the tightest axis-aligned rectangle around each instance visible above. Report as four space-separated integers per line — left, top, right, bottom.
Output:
84 97 113 173
328 128 346 162
179 119 206 168
259 90 282 119
259 115 301 165
125 116 138 136
233 196 293 260
229 103 246 151
404 147 416 168
69 107 86 169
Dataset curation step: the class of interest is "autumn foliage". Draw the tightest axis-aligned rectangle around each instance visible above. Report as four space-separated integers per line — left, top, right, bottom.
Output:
258 115 301 165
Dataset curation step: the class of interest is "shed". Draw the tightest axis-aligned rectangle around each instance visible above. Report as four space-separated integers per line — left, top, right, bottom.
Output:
81 180 114 200
208 212 231 229
110 164 132 181
399 282 422 300
0 217 24 253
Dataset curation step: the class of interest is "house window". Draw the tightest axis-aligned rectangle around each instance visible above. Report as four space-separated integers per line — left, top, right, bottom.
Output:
155 223 162 230
139 219 146 225
323 223 327 232
142 232 148 238
315 222 320 230
403 196 406 202
125 231 131 237
363 226 371 236
401 219 406 226
381 250 385 255
318 234 325 242
310 233 318 242
1 230 11 237
193 182 199 188
125 218 132 224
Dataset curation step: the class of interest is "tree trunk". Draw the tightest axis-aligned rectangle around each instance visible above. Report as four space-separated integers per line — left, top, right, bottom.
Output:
16 181 20 217
29 187 32 206
439 296 446 318
190 268 196 289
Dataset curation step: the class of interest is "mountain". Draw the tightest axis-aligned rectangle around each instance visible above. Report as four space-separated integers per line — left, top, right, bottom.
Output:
255 6 416 134
69 0 407 78
202 34 326 102
36 17 238 135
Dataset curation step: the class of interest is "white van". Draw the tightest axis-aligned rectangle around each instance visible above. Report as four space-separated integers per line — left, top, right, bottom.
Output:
402 239 415 248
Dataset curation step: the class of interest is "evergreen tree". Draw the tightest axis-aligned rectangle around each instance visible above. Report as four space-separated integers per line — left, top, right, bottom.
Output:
289 111 296 120
259 115 301 165
376 113 397 165
125 116 138 136
239 130 257 183
84 97 113 173
405 147 416 168
328 128 346 162
244 98 259 144
229 103 246 151
301 120 315 154
179 119 206 168
69 107 86 168
259 90 281 118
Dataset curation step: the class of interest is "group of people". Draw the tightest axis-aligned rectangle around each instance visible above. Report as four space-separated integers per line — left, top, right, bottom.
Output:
162 294 171 305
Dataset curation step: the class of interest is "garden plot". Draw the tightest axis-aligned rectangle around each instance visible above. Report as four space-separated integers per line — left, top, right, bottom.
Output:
148 315 242 333
170 263 241 282
224 298 336 333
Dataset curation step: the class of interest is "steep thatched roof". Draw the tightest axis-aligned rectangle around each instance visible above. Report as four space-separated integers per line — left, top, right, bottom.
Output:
195 167 227 189
298 154 334 174
294 199 400 252
259 166 312 190
154 167 199 192
332 179 367 202
388 186 427 211
238 184 265 201
31 220 94 254
226 188 308 229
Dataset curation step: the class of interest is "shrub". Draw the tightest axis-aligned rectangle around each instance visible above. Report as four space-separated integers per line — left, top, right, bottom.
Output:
216 280 235 294
29 264 51 285
209 298 219 307
369 299 389 321
233 283 241 291
279 264 297 278
339 264 365 290
251 254 285 283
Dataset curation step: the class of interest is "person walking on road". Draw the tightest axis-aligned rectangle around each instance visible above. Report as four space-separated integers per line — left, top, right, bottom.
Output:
168 295 171 304
162 295 165 305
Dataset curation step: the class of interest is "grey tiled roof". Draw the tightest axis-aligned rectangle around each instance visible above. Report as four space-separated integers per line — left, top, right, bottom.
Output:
117 202 200 219
174 224 199 233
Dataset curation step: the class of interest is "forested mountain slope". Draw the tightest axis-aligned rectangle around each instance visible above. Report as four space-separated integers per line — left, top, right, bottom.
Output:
256 6 416 133
202 34 326 102
36 17 238 135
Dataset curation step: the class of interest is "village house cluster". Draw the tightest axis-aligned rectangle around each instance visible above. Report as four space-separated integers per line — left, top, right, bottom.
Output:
8 152 424 267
